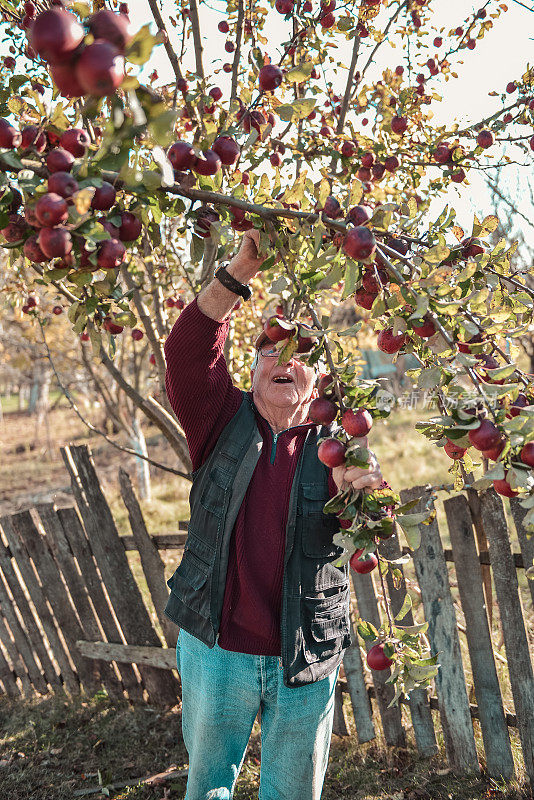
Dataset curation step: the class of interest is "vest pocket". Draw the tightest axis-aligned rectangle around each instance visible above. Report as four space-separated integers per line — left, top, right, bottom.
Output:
199 466 231 516
169 550 212 619
301 589 350 663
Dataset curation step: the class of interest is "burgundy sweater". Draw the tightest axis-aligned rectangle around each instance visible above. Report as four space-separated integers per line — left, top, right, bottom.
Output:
164 298 340 656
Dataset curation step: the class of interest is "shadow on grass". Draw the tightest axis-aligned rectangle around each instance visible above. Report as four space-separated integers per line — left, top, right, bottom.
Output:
1 691 532 800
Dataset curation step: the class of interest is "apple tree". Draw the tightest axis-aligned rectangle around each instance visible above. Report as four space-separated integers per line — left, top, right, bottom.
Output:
0 0 533 701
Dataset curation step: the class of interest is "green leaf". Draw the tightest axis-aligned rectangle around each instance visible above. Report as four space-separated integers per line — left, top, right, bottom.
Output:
148 109 179 147
275 98 316 122
394 592 412 622
284 62 314 83
126 24 159 66
422 244 450 264
357 620 378 640
342 261 358 299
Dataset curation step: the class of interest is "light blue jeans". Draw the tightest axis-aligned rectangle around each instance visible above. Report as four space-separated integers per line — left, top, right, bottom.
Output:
176 628 340 800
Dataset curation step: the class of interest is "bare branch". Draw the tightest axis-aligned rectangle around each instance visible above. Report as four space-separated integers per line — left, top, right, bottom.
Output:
231 0 245 105
188 0 205 80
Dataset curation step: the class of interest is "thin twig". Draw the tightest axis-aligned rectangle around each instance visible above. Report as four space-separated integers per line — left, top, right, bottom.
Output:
231 0 245 105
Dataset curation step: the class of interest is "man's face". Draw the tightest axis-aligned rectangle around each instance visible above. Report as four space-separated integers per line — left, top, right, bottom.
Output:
250 343 318 413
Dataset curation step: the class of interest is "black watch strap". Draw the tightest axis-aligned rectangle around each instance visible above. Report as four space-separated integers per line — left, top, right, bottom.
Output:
215 265 252 300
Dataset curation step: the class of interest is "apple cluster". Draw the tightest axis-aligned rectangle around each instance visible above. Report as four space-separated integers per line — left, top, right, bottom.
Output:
25 6 130 98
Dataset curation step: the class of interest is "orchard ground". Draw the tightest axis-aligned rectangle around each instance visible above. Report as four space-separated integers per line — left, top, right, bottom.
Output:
0 394 532 799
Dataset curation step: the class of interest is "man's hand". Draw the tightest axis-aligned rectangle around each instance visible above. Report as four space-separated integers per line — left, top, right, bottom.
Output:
331 436 383 492
227 229 267 283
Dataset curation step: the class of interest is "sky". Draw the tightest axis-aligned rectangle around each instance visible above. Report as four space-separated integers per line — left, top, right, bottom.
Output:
126 0 533 242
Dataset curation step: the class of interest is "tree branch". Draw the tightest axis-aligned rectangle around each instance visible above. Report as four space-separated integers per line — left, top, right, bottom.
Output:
188 0 205 80
231 0 245 105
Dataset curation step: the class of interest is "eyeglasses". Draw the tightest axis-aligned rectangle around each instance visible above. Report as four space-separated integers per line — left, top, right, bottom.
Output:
259 345 279 357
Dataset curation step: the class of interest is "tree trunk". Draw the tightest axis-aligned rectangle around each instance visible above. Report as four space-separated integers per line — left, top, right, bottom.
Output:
129 416 151 501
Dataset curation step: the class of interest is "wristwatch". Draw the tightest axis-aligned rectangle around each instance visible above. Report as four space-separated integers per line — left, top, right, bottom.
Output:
215 265 252 300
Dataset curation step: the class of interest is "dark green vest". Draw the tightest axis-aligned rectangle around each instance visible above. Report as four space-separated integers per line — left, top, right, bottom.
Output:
164 393 352 687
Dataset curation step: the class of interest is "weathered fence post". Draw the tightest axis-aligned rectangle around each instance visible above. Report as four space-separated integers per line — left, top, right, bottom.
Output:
400 486 479 774
479 489 534 785
350 567 406 747
61 444 179 706
444 493 515 781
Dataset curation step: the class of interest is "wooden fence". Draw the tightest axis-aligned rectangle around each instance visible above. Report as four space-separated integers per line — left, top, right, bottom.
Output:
0 444 532 788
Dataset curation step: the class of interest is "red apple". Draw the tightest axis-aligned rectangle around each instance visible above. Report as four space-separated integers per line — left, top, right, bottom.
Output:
520 442 534 468
97 238 126 269
218 20 229 32
48 171 79 198
264 315 295 342
362 267 387 293
468 419 502 451
477 129 494 149
30 8 84 64
309 398 337 425
508 394 529 418
384 155 399 172
361 151 375 168
391 115 407 135
355 287 378 310
50 60 85 97
38 226 72 259
193 149 222 175
493 479 518 498
212 135 240 165
118 211 142 241
411 316 436 338
88 10 132 53
350 549 378 574
23 234 47 263
343 227 376 260
60 128 90 157
275 0 294 11
35 193 69 227
103 315 124 335
377 328 407 353
91 182 117 211
46 147 75 173
317 438 346 467
132 328 144 340
346 205 371 227
168 141 196 170
444 440 467 460
342 408 373 437
52 305 63 315
259 64 283 92
322 195 342 219
366 642 393 670
433 143 452 164
209 86 223 102
481 438 506 461
1 215 27 242
21 125 46 152
75 40 125 97
0 119 21 149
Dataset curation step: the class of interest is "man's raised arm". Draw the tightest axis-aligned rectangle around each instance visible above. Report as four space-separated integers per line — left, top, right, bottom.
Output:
163 230 267 470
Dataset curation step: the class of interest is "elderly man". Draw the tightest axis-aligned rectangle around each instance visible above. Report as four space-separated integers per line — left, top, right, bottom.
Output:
163 229 385 800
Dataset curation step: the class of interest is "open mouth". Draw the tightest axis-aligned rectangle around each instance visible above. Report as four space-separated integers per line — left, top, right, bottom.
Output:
272 376 294 384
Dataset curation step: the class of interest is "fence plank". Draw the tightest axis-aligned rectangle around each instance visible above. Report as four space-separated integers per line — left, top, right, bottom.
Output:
76 640 177 669
379 533 438 758
61 445 179 706
342 618 376 744
10 509 102 695
0 613 32 695
0 640 20 698
56 506 144 703
35 503 123 700
350 568 406 747
0 569 48 694
0 531 61 691
509 497 534 609
332 681 349 736
444 494 515 781
400 486 479 774
465 476 494 629
479 489 534 785
0 513 79 694
118 469 176 647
